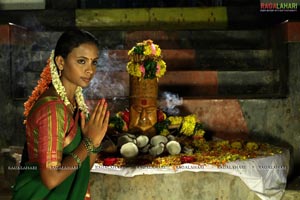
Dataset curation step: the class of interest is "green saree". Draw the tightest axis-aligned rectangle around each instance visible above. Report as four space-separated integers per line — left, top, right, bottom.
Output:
12 130 90 200
12 97 90 200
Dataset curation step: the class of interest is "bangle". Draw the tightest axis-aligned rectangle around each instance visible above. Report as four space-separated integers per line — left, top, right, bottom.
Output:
82 137 93 154
91 144 103 154
70 152 81 168
83 136 103 154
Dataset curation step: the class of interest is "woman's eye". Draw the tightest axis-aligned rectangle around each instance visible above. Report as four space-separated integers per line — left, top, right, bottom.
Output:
92 60 98 66
78 59 86 64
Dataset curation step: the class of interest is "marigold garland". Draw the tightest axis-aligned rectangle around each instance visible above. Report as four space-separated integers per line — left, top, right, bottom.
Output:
96 141 283 167
126 40 167 79
23 59 52 123
168 116 183 126
180 115 197 136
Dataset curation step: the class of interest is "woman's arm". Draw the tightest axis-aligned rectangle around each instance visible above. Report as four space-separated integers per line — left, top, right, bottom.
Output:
38 99 109 190
89 153 98 168
40 141 89 190
81 99 110 169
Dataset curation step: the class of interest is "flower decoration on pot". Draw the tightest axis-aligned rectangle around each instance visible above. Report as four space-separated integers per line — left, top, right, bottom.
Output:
127 39 167 79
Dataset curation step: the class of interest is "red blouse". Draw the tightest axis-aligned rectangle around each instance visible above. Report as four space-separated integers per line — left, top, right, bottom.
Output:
25 97 79 169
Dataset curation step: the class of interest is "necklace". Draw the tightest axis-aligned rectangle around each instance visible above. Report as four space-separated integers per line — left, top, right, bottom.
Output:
68 101 77 114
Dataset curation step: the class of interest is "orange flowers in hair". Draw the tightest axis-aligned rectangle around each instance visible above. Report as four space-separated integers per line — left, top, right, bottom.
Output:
23 59 52 123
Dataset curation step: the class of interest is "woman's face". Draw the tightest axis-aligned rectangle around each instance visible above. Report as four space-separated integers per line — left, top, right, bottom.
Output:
59 42 99 89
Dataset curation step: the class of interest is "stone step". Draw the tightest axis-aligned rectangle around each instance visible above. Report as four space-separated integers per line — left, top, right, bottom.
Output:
26 48 274 72
122 30 271 50
28 29 271 50
76 7 228 30
82 70 281 99
101 49 273 70
2 25 285 100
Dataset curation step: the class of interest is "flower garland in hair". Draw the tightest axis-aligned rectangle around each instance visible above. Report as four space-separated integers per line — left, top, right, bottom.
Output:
23 59 52 123
49 50 89 115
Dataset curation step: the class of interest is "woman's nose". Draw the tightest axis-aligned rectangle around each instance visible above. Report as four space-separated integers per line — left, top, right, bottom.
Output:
86 63 94 75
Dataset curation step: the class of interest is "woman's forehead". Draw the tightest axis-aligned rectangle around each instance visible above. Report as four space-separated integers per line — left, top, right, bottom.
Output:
69 43 99 58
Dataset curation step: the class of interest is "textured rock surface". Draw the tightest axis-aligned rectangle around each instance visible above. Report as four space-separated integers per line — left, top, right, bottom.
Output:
90 172 261 200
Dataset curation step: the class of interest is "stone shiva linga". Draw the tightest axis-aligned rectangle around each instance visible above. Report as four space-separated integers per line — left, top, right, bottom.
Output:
108 40 182 158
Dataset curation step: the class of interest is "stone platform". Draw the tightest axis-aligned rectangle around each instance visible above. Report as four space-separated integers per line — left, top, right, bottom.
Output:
90 149 289 200
90 172 261 200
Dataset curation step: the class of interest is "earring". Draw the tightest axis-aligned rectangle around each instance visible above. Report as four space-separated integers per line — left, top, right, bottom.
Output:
58 69 62 77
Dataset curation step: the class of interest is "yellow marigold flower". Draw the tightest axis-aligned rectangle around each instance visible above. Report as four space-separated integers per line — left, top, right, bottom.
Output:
215 140 230 148
156 60 167 78
180 115 197 136
154 44 161 56
143 45 152 56
126 62 142 77
194 129 205 137
160 129 170 136
127 40 166 79
193 138 206 149
231 141 242 149
168 116 183 125
246 142 258 150
115 111 123 118
128 47 135 56
162 112 167 120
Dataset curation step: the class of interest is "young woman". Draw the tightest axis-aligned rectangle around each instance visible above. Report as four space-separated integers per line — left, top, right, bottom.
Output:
12 29 110 200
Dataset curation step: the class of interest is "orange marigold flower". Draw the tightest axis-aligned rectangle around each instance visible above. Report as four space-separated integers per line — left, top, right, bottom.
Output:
23 62 52 123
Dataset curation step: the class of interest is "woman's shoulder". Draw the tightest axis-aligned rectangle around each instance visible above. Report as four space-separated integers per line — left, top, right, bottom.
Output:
33 87 64 109
25 96 68 126
28 95 66 118
35 96 63 108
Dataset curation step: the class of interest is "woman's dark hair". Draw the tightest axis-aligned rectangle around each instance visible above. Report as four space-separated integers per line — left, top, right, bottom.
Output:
54 28 99 59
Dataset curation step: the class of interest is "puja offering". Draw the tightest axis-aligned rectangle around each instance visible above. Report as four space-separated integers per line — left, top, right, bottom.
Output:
97 40 284 168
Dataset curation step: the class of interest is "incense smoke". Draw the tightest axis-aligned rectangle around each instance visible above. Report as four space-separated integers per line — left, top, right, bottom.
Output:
83 49 127 99
158 91 183 115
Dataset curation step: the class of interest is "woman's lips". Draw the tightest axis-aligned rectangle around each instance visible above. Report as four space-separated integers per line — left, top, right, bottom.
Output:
81 77 91 83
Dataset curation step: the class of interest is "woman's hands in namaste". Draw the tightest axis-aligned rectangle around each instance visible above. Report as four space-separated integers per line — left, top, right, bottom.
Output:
80 98 110 147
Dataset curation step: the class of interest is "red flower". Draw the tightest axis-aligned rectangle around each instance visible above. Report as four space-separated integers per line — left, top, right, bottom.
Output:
122 110 130 124
103 158 118 166
180 156 196 164
157 110 165 122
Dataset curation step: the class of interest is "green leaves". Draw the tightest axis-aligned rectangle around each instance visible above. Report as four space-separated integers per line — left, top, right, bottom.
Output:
143 60 157 79
133 46 144 55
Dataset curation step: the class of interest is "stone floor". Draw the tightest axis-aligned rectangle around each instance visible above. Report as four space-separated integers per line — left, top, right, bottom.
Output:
282 176 300 200
89 172 300 200
0 174 12 200
1 173 299 200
